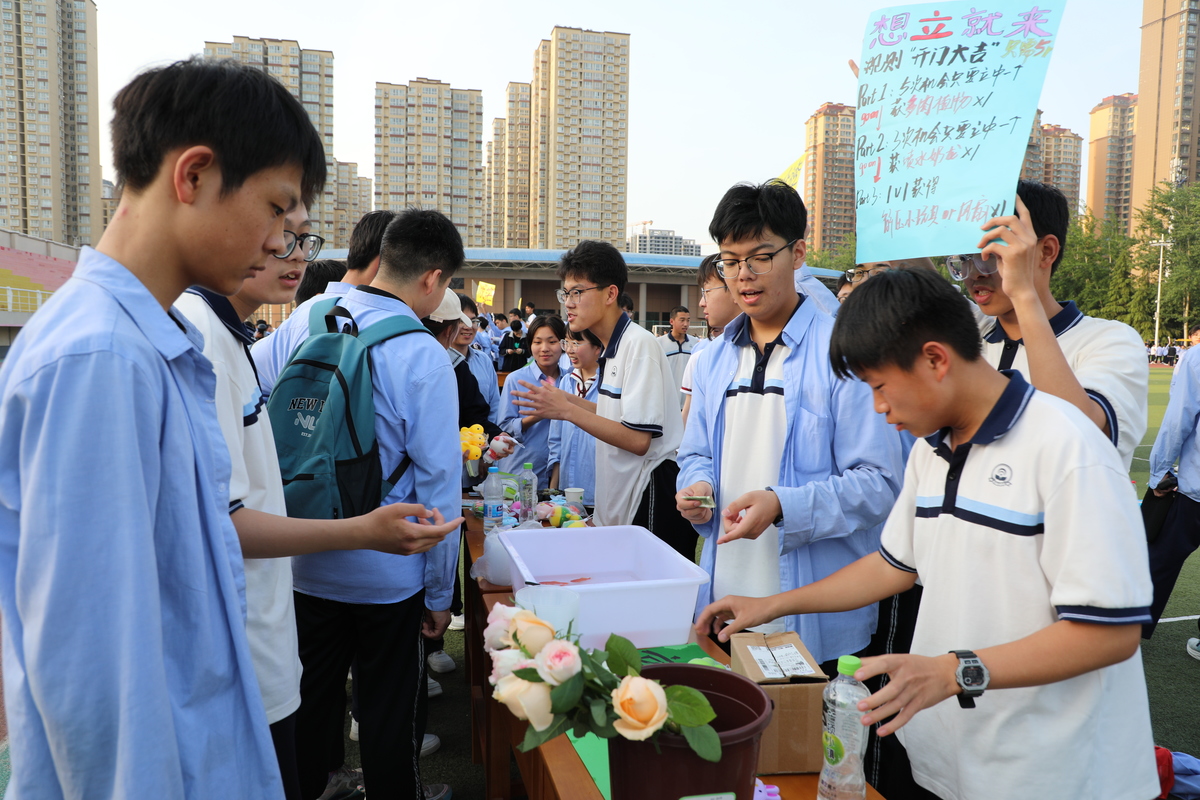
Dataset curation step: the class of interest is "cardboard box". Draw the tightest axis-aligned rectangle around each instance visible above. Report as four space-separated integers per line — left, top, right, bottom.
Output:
730 631 829 774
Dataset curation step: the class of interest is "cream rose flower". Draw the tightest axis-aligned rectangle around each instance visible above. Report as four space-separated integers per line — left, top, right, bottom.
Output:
611 676 669 741
483 603 521 652
493 674 555 731
534 639 582 686
508 609 557 656
489 648 536 686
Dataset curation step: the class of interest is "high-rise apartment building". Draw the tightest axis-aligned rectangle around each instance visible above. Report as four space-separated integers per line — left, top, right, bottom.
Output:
331 160 370 252
1088 93 1138 232
486 27 630 252
204 37 338 241
489 82 531 248
373 78 485 246
1039 123 1083 212
1018 109 1045 183
0 0 100 246
1133 1 1200 218
803 102 856 254
627 228 701 256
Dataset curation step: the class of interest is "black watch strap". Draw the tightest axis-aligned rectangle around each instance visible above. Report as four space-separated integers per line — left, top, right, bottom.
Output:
951 649 986 709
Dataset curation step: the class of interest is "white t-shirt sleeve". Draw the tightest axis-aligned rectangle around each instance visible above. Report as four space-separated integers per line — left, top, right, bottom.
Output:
878 451 922 574
1067 320 1149 470
620 338 670 438
680 353 696 396
1040 456 1152 623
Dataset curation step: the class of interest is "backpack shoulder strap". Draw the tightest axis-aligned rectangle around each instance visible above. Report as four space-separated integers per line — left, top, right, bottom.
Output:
307 297 341 336
357 314 430 348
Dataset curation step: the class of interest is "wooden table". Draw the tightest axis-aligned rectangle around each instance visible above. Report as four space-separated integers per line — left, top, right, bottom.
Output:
469 591 886 800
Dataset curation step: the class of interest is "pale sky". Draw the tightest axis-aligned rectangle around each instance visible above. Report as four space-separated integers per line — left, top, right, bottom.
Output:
96 0 1140 251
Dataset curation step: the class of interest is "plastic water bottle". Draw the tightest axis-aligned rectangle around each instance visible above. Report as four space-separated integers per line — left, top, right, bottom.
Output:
518 462 538 523
817 655 870 800
483 466 505 533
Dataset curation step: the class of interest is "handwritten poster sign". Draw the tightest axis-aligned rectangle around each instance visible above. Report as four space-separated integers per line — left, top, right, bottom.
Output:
475 281 496 307
855 2 1065 263
778 154 807 189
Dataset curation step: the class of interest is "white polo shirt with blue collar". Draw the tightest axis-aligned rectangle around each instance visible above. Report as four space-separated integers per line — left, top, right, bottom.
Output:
978 300 1147 471
882 371 1156 800
594 312 683 527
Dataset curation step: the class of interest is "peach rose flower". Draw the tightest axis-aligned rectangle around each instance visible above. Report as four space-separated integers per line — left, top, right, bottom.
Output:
507 609 557 656
489 648 537 686
611 676 669 741
483 603 520 653
493 674 555 731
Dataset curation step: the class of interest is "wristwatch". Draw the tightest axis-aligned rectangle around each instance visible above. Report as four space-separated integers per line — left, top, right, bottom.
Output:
950 650 989 708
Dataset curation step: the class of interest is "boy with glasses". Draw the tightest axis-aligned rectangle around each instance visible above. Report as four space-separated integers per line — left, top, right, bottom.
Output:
0 58 327 797
951 179 1147 470
681 254 741 422
511 240 694 557
675 179 903 672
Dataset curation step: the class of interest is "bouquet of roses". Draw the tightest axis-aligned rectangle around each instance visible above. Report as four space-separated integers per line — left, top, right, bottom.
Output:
483 602 722 762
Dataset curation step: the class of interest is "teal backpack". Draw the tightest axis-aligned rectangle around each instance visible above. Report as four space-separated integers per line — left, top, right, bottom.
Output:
267 298 431 520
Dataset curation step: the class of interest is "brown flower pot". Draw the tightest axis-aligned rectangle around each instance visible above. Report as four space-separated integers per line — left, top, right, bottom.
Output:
608 664 773 800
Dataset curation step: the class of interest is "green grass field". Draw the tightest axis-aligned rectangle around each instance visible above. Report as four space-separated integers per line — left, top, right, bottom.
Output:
1139 367 1200 759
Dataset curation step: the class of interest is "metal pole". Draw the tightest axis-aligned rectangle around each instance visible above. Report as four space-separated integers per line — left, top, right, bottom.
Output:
1155 243 1165 349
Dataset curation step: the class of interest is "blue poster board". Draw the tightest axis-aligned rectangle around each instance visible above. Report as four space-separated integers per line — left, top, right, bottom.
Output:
855 2 1066 263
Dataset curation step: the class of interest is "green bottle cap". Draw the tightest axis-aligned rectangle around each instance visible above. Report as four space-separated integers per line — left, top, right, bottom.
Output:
837 655 862 676
524 462 534 469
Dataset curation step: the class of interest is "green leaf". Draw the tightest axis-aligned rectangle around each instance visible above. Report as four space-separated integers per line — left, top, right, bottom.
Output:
590 697 608 727
605 634 641 678
513 667 544 683
681 723 722 763
665 685 716 728
517 714 571 753
550 672 584 714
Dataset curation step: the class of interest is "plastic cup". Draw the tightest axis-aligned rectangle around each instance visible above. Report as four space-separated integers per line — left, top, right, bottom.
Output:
564 487 584 504
515 585 580 637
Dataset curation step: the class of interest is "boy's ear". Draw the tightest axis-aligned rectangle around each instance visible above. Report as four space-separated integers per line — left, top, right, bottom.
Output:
922 340 953 381
1038 235 1060 274
172 145 219 206
605 284 619 306
789 239 807 270
420 268 446 296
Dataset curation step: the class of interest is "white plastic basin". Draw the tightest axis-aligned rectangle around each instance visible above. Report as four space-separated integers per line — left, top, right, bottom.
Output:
498 525 710 649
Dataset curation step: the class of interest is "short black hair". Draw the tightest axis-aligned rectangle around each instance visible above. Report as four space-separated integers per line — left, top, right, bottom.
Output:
1191 325 1200 337
1016 179 1069 272
377 208 464 283
458 293 479 316
510 319 524 334
527 315 567 343
294 259 347 305
697 254 725 287
509 308 523 318
557 239 628 295
476 316 489 330
830 268 982 380
524 300 536 311
835 273 850 293
670 306 690 319
347 210 398 272
709 179 807 247
618 293 634 312
567 326 603 349
111 58 326 205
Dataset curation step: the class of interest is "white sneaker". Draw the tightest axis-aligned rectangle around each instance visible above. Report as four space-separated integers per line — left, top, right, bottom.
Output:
1187 638 1200 661
421 732 441 757
427 675 443 697
448 614 465 631
427 649 456 674
349 716 359 741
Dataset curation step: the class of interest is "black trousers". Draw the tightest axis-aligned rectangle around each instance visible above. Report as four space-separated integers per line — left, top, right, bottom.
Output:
294 590 429 800
269 711 301 800
633 459 698 560
1145 492 1200 638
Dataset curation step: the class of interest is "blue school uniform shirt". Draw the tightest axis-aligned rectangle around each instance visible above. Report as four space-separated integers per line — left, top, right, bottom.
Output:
0 248 283 798
1150 346 1200 502
289 286 461 610
548 369 600 506
498 361 561 488
676 301 904 664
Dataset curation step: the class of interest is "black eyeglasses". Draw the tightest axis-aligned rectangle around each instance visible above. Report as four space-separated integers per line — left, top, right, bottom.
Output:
700 284 729 299
844 264 893 284
275 231 325 262
556 285 609 304
714 239 797 279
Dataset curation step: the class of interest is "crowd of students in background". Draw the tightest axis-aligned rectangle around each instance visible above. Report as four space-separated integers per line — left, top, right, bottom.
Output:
0 56 1177 800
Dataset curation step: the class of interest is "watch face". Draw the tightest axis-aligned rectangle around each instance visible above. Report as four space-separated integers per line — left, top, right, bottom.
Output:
962 665 986 687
